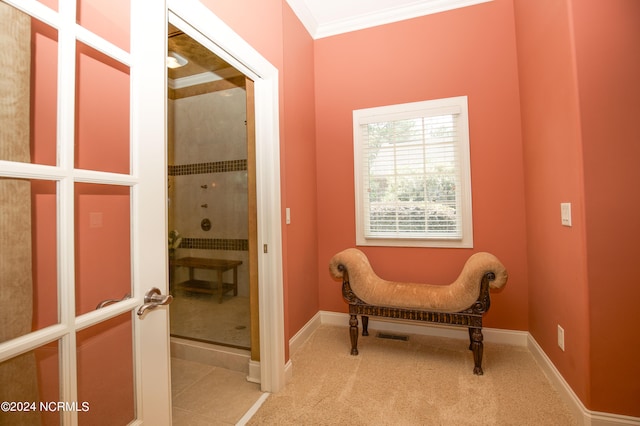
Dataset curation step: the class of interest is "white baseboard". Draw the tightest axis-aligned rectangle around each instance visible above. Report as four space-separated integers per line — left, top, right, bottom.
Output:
318 310 528 346
289 310 527 359
287 311 639 426
284 358 293 384
289 311 322 356
247 359 261 384
527 335 640 426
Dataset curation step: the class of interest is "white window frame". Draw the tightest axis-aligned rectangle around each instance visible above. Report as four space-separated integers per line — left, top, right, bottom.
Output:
353 96 473 248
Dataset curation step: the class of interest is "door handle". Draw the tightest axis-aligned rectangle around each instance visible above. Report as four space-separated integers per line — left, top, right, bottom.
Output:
136 287 173 317
96 294 131 309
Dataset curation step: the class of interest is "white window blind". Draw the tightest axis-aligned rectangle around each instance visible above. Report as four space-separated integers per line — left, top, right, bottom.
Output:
353 96 473 248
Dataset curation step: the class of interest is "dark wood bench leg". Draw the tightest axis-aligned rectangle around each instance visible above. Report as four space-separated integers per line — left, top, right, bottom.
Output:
349 314 359 355
361 315 369 336
469 327 484 375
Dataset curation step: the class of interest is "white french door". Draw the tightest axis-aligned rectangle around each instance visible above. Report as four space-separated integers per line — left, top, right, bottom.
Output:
0 0 170 424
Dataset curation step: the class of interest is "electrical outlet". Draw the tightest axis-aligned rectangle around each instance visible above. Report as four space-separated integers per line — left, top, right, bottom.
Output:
557 325 565 351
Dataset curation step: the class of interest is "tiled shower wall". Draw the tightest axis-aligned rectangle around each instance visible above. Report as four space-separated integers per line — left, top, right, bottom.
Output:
168 87 249 296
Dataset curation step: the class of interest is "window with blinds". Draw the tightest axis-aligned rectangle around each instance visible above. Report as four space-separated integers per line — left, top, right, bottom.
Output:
353 96 473 248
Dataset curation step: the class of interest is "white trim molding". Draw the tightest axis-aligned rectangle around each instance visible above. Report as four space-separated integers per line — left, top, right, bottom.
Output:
247 360 261 384
168 0 286 393
288 311 640 426
317 310 528 346
236 393 271 426
527 336 640 426
286 0 494 39
289 311 323 356
168 67 243 90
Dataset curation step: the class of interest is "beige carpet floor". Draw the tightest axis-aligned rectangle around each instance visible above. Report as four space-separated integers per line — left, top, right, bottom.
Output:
247 324 577 425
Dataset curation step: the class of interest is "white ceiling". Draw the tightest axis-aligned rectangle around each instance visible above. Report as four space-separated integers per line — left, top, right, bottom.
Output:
286 0 492 39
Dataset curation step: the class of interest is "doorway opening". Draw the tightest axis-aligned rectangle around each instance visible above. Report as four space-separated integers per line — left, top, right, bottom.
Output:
167 0 286 393
166 23 260 359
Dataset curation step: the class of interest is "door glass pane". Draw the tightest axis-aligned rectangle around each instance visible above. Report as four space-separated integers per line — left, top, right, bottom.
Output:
0 3 58 166
0 178 58 344
76 313 134 425
0 341 61 426
77 0 130 53
75 42 130 174
75 183 131 316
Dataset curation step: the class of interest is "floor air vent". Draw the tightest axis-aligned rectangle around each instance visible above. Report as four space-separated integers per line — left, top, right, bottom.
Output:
376 332 409 341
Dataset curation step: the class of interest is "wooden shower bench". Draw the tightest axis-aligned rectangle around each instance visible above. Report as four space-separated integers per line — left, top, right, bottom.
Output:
171 257 242 303
329 248 507 375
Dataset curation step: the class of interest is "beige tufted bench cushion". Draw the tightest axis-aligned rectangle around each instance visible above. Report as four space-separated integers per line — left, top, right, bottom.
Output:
329 248 508 312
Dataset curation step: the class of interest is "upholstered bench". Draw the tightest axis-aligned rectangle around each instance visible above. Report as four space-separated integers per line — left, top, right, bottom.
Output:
329 248 508 375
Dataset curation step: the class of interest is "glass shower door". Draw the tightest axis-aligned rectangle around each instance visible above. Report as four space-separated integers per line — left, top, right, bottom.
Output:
167 25 252 350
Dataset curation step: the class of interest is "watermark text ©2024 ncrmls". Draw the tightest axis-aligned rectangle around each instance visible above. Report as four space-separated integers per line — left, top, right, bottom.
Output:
1 401 90 412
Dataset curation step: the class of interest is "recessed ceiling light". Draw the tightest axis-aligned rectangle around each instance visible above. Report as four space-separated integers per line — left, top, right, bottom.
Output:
167 51 188 68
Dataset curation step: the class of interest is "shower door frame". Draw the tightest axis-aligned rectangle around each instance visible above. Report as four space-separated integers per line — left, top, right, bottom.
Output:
168 0 286 393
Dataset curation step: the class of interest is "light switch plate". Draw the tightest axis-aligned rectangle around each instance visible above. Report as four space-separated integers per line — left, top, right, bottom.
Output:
561 203 572 227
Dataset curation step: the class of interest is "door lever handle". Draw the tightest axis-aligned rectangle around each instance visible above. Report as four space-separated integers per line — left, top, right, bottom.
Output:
96 294 131 310
137 287 173 317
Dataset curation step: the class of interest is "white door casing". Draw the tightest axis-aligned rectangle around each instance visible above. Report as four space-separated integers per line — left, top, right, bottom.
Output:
167 0 286 393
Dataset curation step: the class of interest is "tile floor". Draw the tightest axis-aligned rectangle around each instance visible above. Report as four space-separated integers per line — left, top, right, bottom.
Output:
170 289 250 348
171 357 264 425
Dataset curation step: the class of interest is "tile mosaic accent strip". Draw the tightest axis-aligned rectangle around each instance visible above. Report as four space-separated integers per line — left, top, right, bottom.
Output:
179 237 248 252
169 159 247 176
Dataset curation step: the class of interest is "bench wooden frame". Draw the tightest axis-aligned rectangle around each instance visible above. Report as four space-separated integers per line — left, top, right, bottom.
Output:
340 266 496 375
171 257 242 303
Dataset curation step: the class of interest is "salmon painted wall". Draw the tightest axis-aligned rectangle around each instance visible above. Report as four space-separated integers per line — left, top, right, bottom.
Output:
315 0 528 331
572 0 640 416
198 0 284 70
514 0 640 416
200 0 320 354
512 0 591 407
281 4 320 338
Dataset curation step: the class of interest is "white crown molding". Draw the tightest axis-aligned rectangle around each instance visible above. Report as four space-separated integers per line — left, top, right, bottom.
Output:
287 0 493 39
285 0 320 40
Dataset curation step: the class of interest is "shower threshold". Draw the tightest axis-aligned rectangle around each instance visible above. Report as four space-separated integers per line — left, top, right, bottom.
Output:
170 335 251 375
